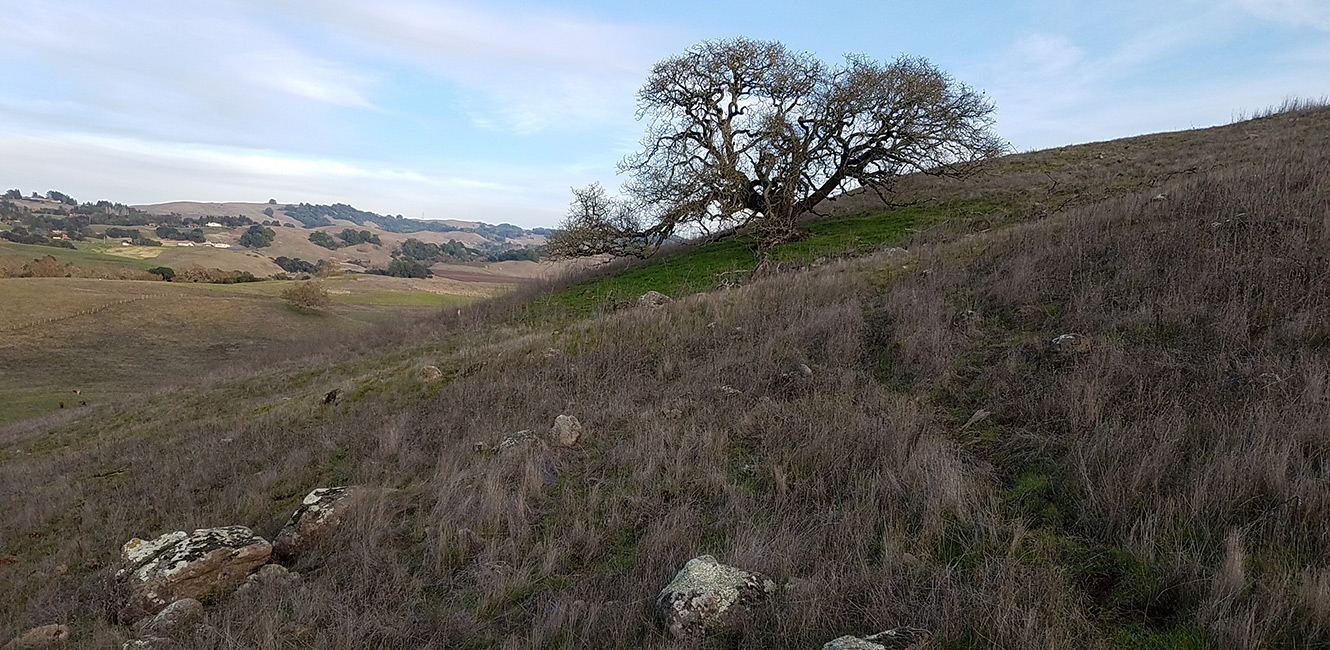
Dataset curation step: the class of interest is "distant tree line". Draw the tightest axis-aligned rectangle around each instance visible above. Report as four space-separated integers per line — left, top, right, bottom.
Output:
154 225 206 243
308 228 382 250
273 256 318 274
281 202 540 245
181 215 253 228
1 226 76 248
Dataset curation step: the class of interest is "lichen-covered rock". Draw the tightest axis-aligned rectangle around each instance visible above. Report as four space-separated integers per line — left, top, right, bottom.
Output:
132 598 202 640
822 628 931 650
120 532 188 571
273 487 372 560
497 430 540 452
549 415 582 447
418 365 443 382
118 527 271 622
655 555 777 639
638 290 672 308
1 624 70 649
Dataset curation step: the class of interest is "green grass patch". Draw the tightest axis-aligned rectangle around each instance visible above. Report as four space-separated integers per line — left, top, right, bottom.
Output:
0 240 160 271
528 203 970 321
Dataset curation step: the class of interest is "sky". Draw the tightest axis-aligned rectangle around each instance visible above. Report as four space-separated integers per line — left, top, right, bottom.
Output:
1 0 1327 227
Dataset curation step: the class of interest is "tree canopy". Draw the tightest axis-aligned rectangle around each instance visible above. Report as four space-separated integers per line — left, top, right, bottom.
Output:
549 37 1004 257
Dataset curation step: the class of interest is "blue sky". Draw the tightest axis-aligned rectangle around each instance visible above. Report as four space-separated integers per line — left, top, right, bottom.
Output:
1 0 1327 227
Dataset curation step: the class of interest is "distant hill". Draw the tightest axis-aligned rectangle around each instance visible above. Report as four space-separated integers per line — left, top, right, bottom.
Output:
134 200 550 245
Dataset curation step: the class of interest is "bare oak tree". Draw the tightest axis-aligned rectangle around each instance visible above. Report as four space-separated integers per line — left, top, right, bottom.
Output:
548 37 1004 258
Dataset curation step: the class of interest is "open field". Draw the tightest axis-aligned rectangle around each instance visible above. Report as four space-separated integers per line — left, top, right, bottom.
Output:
2 106 1329 649
0 274 496 425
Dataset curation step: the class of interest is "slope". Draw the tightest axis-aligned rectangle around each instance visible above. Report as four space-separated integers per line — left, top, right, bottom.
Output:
1 105 1328 649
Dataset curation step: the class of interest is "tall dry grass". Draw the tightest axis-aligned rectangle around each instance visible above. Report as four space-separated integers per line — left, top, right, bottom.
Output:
3 108 1330 648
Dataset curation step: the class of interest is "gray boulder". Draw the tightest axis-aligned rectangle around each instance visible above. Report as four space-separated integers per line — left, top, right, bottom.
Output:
655 555 776 639
273 487 373 560
117 527 271 622
822 628 931 650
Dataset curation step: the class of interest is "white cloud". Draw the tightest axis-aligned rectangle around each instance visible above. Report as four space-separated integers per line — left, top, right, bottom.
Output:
1005 34 1085 78
0 132 564 225
253 0 668 133
0 0 378 143
1234 0 1330 29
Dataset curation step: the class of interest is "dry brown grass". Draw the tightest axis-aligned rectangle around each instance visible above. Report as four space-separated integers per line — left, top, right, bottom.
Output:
3 107 1330 648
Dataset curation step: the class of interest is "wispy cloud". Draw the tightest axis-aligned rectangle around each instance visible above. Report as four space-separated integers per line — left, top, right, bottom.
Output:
255 0 669 134
1233 0 1330 30
0 131 563 225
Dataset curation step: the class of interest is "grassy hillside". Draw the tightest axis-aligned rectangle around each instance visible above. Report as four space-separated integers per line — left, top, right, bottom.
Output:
0 275 490 425
2 106 1329 649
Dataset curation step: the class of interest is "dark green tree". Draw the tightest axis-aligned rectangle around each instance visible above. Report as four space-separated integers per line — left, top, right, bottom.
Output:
239 225 276 248
147 266 175 281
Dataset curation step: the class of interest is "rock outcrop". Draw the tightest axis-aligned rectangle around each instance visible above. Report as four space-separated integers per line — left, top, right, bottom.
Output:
273 486 373 560
822 628 931 650
117 527 271 622
655 555 777 639
1 624 70 649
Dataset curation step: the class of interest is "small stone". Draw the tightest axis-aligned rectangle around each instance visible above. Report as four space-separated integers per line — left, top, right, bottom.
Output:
497 430 540 452
638 291 672 308
549 415 582 447
1050 333 1092 353
234 563 301 597
418 366 443 382
121 638 176 650
1 624 70 649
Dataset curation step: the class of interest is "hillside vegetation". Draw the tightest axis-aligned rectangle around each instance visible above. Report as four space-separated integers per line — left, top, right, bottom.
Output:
2 106 1329 649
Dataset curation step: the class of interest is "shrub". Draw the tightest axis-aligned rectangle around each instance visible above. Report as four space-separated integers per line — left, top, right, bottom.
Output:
147 266 175 281
281 281 331 309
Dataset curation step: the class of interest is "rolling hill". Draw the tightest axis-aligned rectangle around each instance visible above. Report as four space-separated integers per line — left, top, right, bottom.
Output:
2 104 1329 649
